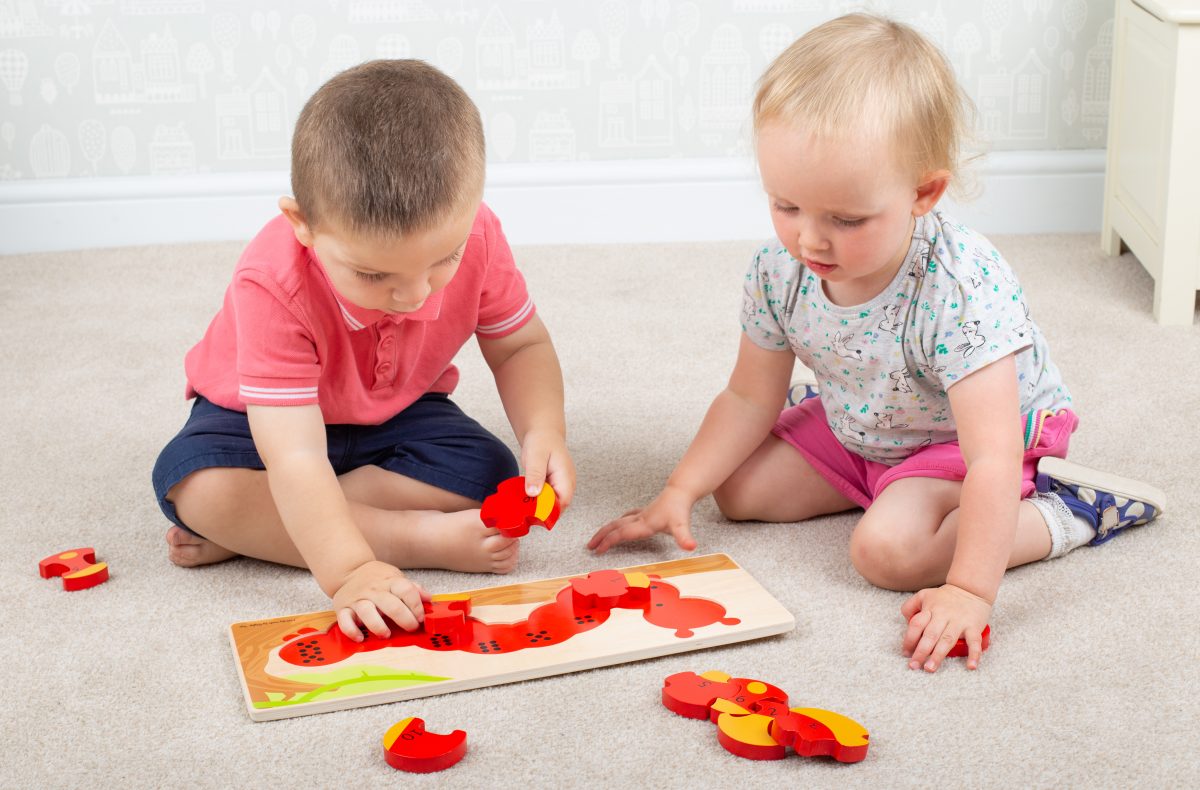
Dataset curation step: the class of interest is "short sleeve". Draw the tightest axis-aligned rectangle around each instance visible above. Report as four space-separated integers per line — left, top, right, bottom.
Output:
740 246 796 351
474 206 536 339
232 269 322 406
924 244 1033 389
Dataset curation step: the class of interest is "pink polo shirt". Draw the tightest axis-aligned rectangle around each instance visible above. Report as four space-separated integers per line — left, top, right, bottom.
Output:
184 203 535 425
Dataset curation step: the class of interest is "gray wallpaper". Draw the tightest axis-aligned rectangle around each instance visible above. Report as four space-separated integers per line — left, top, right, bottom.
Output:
0 0 1115 180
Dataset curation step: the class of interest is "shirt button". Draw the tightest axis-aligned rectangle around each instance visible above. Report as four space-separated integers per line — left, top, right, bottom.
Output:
377 365 391 377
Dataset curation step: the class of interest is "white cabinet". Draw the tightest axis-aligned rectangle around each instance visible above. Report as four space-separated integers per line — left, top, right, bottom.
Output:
1101 0 1200 325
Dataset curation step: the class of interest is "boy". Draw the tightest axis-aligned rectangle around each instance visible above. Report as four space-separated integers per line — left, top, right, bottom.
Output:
152 60 575 641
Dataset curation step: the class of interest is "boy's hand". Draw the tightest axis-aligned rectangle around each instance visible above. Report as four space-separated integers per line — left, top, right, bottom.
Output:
587 485 697 555
331 560 431 642
520 427 576 508
901 583 993 672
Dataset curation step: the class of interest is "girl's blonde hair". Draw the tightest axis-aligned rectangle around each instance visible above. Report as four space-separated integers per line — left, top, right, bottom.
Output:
754 14 977 190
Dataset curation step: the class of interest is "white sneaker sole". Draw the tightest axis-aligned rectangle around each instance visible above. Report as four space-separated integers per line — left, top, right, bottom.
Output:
1038 457 1167 515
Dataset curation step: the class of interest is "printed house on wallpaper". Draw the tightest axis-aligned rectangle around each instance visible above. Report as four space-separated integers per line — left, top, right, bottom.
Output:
699 25 750 129
93 20 195 104
475 6 576 92
978 50 1051 141
215 69 287 160
1082 19 1113 132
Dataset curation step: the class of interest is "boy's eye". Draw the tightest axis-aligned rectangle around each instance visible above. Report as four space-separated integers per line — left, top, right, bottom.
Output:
354 270 388 282
772 202 798 214
833 216 866 228
437 249 465 266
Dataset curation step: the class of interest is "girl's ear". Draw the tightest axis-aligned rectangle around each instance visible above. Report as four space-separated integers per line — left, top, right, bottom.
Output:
913 171 951 216
278 196 316 248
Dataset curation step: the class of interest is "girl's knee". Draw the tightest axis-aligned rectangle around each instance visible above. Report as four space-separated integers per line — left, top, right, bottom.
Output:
712 477 760 522
849 521 924 591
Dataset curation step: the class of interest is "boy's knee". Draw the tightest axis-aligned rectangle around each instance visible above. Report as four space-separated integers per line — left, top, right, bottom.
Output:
168 467 258 520
849 522 923 591
479 435 519 486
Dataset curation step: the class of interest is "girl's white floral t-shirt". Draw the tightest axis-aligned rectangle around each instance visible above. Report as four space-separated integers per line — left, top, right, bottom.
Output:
741 210 1072 465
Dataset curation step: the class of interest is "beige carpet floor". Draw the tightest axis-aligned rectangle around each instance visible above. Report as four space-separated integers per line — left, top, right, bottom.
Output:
2 233 1197 788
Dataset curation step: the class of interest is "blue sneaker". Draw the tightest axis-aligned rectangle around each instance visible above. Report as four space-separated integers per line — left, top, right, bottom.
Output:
1036 457 1166 545
786 381 820 407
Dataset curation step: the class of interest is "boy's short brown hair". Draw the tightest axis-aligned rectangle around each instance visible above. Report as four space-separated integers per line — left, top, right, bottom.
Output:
291 59 485 236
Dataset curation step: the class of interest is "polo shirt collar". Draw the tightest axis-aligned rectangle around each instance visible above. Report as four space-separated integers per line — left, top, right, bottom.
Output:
308 247 445 331
335 288 445 331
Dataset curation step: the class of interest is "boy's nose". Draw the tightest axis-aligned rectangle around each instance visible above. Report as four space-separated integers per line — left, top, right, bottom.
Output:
392 282 430 306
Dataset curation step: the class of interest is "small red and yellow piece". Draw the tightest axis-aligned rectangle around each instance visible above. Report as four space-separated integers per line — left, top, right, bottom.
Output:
38 548 109 591
480 476 561 538
382 717 467 773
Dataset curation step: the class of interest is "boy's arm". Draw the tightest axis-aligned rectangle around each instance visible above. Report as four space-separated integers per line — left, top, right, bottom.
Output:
589 334 795 553
247 404 427 639
477 314 574 503
902 353 1023 670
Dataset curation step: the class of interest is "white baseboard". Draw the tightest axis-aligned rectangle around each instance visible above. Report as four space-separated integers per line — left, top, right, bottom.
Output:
0 150 1105 255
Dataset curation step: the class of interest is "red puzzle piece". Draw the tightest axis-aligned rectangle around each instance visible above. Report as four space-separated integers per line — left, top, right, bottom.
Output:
722 677 788 720
770 708 870 763
947 624 991 658
662 670 740 719
480 476 561 538
382 717 467 773
38 547 109 591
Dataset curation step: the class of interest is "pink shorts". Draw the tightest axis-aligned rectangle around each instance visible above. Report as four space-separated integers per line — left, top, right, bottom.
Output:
771 399 1079 508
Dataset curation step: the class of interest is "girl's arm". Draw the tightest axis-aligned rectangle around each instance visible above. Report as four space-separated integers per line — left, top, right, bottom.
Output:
588 334 795 553
943 353 1023 602
901 353 1023 670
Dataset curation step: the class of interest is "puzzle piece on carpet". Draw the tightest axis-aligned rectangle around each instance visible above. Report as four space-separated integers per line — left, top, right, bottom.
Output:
946 624 991 657
771 707 870 763
382 717 467 773
480 476 561 538
661 670 869 763
38 547 109 591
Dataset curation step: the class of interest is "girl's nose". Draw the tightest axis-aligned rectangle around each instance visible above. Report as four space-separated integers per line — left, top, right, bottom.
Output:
797 226 826 253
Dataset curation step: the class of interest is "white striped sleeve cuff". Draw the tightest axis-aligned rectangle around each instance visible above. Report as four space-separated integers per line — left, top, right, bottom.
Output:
476 297 535 338
238 384 319 403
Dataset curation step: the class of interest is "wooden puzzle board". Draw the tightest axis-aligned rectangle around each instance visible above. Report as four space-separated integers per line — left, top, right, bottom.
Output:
229 553 794 721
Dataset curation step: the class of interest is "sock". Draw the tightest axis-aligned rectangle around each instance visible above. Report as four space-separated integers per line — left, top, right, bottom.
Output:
1028 491 1097 559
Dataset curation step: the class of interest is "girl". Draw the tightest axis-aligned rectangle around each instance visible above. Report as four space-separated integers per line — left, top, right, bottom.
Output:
588 14 1164 673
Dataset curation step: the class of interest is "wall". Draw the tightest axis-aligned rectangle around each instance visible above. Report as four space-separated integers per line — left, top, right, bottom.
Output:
0 0 1117 252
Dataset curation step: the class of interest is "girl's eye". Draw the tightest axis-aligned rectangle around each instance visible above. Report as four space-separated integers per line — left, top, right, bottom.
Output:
354 270 388 282
833 216 866 228
772 203 798 214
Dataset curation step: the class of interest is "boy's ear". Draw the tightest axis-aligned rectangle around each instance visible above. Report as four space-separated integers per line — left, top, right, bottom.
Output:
912 170 951 216
278 196 316 248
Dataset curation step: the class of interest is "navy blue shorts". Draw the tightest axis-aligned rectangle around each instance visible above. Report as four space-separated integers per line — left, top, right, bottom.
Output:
151 394 518 533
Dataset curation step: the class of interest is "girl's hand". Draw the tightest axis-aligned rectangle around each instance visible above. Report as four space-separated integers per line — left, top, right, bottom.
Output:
587 485 698 555
331 561 430 642
520 427 575 509
900 583 993 672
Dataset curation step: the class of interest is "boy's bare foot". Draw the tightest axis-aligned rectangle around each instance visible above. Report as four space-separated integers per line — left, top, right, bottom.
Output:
166 525 239 568
387 509 520 574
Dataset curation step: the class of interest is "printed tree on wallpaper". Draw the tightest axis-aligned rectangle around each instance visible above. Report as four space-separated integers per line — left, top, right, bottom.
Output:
55 53 82 96
78 119 106 174
186 43 214 98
